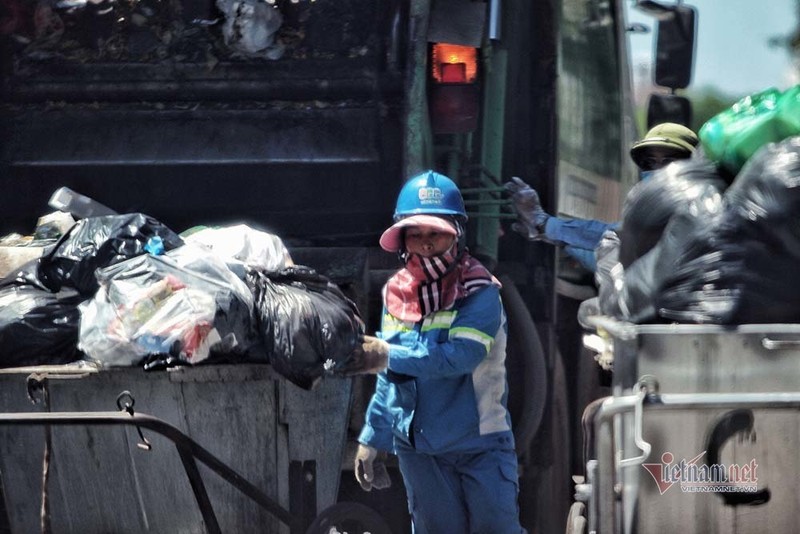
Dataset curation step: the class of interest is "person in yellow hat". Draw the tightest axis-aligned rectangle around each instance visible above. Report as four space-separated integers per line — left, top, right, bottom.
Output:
630 122 700 177
505 123 698 271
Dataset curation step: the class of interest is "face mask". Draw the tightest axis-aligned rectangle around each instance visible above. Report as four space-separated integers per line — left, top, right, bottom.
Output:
639 170 655 181
403 243 459 281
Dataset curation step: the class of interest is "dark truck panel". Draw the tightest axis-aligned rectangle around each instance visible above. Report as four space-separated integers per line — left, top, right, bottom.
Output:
0 0 406 243
1 105 396 241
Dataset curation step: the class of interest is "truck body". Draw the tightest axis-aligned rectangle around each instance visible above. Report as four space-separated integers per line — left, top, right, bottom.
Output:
574 318 800 534
0 0 643 531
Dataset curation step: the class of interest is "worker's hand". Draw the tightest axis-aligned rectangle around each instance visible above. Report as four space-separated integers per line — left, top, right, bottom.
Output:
335 335 390 376
504 176 551 241
354 444 392 491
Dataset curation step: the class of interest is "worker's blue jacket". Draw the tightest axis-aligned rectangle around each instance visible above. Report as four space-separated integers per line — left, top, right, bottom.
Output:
545 217 620 272
358 284 515 454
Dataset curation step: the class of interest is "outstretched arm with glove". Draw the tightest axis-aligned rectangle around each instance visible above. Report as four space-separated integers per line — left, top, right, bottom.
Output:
505 176 619 271
504 176 551 241
337 286 502 380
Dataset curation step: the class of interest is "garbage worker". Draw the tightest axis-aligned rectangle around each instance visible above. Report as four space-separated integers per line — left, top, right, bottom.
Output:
337 170 525 534
505 122 699 271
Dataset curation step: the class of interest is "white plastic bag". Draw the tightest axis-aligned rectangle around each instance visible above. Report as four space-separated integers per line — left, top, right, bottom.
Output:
183 224 293 277
79 244 255 367
215 0 284 59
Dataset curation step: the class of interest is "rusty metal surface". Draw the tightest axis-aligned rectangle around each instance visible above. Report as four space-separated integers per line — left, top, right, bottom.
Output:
0 365 352 534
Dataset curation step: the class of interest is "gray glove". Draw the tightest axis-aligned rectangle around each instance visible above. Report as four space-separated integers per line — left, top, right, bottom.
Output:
335 335 390 376
504 176 551 241
354 444 392 491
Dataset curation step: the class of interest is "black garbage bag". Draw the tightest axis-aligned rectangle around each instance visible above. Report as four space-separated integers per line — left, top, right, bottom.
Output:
596 181 726 323
620 211 713 323
0 284 85 367
247 265 364 390
656 136 800 323
595 229 623 317
617 155 728 268
1 257 55 291
38 213 184 297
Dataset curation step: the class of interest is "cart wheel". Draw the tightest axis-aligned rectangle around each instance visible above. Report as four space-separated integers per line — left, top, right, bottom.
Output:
306 501 393 534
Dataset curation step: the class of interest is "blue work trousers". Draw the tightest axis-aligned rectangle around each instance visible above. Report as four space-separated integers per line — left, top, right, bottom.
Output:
396 444 526 534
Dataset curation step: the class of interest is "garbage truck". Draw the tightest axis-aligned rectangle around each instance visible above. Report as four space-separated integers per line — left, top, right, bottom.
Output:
564 82 800 532
0 0 674 531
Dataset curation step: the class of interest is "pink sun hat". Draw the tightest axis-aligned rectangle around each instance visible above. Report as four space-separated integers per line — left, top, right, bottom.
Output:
379 214 458 252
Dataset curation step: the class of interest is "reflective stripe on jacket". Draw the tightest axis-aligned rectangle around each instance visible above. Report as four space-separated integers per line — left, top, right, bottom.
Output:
359 284 515 454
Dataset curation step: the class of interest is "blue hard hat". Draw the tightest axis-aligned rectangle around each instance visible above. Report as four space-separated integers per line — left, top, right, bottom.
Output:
393 170 467 221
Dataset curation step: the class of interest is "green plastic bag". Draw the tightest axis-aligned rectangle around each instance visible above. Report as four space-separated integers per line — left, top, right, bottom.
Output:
699 85 800 175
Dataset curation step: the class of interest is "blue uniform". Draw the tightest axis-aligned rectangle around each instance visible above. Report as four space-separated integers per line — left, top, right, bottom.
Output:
359 284 524 533
544 217 620 272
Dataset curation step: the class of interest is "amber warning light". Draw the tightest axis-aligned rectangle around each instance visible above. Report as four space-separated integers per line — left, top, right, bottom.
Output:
431 43 478 84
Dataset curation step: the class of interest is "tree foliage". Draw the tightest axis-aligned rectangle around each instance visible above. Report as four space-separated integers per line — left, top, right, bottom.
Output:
633 86 738 136
686 86 739 132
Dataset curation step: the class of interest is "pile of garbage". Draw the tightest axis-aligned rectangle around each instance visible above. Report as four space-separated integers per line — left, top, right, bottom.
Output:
0 0 374 67
596 85 800 325
0 192 364 389
0 0 286 62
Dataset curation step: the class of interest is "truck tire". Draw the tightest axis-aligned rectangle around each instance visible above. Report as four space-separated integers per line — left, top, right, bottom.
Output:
500 275 548 456
306 501 393 534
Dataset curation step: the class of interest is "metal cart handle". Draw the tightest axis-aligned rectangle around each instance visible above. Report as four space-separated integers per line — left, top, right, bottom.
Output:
761 337 800 350
0 409 315 534
618 387 652 468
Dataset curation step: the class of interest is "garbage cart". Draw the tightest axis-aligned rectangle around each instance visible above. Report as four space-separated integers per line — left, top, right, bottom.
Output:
570 318 800 534
0 363 353 534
